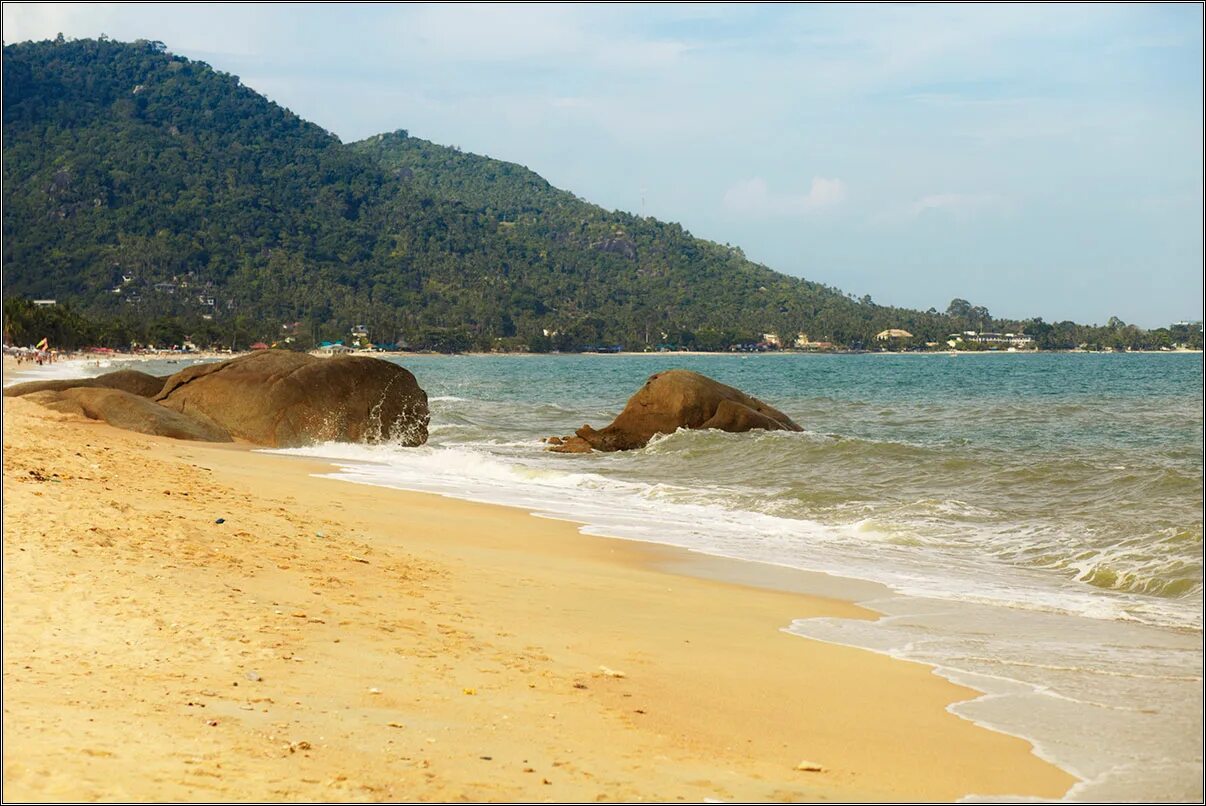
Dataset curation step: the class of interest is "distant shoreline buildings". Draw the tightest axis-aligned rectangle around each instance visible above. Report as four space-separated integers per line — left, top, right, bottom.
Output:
947 331 1035 349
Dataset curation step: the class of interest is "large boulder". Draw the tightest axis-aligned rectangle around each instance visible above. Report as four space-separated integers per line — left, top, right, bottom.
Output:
4 369 167 398
154 351 429 447
25 387 232 442
548 369 802 453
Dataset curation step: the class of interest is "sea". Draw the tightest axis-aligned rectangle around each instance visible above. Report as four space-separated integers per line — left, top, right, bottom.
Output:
9 351 1203 801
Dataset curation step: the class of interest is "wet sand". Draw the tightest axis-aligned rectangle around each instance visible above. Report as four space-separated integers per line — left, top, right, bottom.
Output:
2 396 1076 801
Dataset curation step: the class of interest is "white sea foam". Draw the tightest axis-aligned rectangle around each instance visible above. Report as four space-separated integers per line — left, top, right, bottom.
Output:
271 437 1202 801
9 349 1190 799
2 358 101 387
270 440 1196 629
789 598 1202 803
21 349 1196 799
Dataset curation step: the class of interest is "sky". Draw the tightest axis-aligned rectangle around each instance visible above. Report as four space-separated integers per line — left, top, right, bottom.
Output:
4 3 1203 327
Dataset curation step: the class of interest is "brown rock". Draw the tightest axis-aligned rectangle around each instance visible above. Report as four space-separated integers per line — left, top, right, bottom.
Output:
25 387 231 442
154 351 429 448
547 435 594 454
4 369 167 398
548 369 801 452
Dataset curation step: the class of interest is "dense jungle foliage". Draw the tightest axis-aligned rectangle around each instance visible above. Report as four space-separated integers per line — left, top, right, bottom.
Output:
3 38 1198 352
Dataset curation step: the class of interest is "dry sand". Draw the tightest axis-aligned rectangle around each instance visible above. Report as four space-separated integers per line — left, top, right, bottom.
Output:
2 395 1077 802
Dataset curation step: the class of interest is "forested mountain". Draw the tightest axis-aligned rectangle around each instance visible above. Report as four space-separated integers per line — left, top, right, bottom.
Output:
3 36 1176 352
351 129 952 349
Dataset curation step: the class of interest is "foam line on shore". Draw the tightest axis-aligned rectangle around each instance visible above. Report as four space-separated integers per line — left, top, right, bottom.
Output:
2 396 1081 801
298 457 1093 801
270 443 1200 802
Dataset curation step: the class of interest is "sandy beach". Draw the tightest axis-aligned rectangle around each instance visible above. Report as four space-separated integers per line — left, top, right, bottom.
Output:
2 392 1077 802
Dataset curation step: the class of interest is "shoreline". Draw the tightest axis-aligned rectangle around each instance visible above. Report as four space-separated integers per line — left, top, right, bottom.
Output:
292 445 1205 801
1 396 1078 801
5 347 1199 383
398 348 1205 357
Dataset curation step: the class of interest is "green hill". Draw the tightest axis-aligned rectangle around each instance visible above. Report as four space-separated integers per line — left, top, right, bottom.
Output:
1 37 1007 350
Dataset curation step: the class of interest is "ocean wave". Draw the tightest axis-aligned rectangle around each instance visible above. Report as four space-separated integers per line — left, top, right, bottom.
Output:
2 358 109 387
261 350 1203 632
267 437 1202 631
276 416 1204 623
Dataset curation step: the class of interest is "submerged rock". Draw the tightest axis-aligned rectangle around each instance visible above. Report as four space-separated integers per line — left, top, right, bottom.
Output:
547 369 802 453
25 387 231 442
154 351 429 448
4 369 167 399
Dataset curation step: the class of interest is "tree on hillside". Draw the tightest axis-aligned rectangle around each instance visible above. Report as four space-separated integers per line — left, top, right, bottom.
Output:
1 38 1172 353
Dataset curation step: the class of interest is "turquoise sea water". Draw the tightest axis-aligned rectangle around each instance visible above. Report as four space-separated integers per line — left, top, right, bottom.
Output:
290 351 1204 802
11 351 1203 800
392 351 1204 626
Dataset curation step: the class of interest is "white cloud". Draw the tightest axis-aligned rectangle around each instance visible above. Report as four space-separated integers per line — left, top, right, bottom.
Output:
392 4 687 70
908 192 1007 219
549 96 590 110
3 3 111 43
780 3 1137 92
723 176 847 216
1 3 275 58
804 177 848 210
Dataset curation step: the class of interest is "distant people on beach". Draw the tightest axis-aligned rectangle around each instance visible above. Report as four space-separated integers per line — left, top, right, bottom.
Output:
8 350 58 366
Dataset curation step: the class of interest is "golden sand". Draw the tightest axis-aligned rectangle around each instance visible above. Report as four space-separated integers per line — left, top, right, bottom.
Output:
2 396 1076 801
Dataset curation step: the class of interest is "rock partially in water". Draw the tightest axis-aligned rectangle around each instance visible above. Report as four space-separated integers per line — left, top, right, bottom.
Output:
548 369 802 453
546 435 593 453
155 351 429 448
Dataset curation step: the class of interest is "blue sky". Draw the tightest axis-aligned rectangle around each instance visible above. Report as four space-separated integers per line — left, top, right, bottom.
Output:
4 3 1202 327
